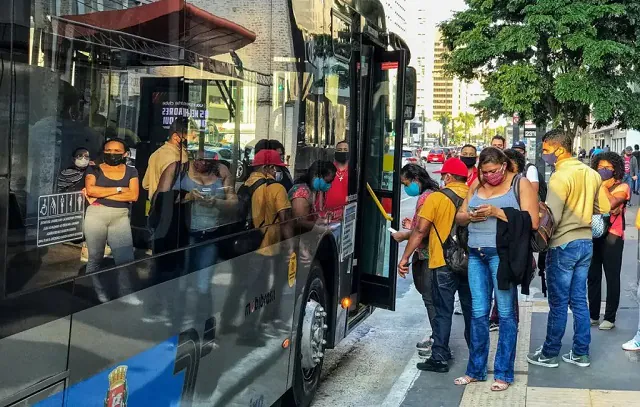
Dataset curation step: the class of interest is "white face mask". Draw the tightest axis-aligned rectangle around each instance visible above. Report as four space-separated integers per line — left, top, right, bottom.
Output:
275 170 283 182
75 157 90 168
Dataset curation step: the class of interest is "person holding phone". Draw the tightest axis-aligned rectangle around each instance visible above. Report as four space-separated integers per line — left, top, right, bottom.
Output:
392 164 440 355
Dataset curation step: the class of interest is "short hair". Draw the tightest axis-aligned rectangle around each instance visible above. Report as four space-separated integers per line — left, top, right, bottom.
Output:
504 148 526 173
591 151 625 181
451 174 468 183
255 139 286 155
542 128 572 151
336 140 349 148
72 147 89 157
491 135 506 145
103 138 128 152
635 144 639 150
461 144 477 153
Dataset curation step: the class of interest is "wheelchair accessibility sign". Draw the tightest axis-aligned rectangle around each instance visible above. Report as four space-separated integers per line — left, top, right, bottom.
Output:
37 192 85 247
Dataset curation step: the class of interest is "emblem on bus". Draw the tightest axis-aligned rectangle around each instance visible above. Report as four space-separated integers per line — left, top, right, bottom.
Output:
288 253 297 288
105 365 128 407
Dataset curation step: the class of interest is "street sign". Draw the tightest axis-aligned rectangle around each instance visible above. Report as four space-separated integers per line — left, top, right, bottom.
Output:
37 192 85 247
512 113 519 124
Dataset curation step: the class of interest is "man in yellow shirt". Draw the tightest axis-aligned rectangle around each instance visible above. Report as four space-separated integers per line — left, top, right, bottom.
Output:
528 129 610 370
399 158 471 373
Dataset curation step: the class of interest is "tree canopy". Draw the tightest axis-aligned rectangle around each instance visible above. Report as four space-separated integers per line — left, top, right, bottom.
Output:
440 0 640 139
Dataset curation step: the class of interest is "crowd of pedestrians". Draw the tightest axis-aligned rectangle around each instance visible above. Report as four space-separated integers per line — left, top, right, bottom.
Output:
398 130 640 392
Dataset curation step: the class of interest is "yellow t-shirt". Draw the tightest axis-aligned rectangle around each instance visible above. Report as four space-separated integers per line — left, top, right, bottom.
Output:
245 172 292 256
142 142 188 198
418 182 469 269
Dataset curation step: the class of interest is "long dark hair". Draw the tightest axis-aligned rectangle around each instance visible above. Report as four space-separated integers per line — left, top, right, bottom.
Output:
296 160 337 187
591 151 625 181
400 164 439 193
503 148 526 173
478 147 514 185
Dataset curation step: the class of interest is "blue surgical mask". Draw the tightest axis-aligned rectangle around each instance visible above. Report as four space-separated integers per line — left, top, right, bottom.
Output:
313 177 331 192
598 169 614 181
404 181 421 196
542 149 559 166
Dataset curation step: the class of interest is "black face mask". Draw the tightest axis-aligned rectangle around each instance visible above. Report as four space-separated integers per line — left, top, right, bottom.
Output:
460 156 477 169
103 153 125 166
335 151 349 164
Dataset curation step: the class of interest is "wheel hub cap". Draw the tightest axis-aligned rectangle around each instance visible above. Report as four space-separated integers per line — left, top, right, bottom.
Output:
300 300 327 370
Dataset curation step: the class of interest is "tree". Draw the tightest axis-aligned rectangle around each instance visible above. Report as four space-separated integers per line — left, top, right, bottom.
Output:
457 112 476 142
438 113 452 145
440 0 640 140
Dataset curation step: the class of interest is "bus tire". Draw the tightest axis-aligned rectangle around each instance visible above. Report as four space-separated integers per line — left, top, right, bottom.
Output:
284 260 328 407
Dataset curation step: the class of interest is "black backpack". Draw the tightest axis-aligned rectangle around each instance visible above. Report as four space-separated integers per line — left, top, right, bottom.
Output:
231 178 277 256
432 188 468 276
525 163 547 201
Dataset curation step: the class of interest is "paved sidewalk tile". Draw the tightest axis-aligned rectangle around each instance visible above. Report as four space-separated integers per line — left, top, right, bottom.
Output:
459 374 526 407
526 387 590 407
590 389 640 406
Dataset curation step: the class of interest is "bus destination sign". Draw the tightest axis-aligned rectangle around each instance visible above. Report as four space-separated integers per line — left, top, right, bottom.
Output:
37 192 85 247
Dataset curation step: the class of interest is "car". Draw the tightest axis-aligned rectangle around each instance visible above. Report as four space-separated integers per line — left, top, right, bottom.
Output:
401 149 419 168
426 148 446 163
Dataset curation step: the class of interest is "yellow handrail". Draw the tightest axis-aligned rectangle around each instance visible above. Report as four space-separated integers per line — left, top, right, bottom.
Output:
366 182 393 222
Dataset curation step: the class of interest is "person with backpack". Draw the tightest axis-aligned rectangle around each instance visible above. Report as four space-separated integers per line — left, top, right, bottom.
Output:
289 160 337 229
527 129 610 370
397 158 472 374
512 141 547 200
588 152 630 330
453 147 539 392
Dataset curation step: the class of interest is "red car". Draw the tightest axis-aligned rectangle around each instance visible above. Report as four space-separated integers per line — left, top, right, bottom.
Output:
426 148 446 163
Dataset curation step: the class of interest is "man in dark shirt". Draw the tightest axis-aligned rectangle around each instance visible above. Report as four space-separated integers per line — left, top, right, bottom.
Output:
633 145 640 195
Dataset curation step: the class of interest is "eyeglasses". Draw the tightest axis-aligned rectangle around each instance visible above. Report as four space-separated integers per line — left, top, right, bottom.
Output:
74 153 90 159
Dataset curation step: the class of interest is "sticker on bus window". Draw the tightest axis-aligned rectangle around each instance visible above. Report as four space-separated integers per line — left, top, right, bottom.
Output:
340 202 358 261
36 191 85 247
288 252 297 288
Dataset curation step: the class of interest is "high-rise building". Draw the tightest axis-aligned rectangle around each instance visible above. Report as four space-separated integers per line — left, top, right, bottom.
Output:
381 0 408 36
432 30 455 120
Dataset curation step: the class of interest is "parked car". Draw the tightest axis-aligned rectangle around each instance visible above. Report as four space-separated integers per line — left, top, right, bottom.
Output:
402 149 419 168
426 148 446 163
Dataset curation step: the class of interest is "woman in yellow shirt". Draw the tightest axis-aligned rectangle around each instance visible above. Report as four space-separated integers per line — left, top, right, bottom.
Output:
624 211 640 351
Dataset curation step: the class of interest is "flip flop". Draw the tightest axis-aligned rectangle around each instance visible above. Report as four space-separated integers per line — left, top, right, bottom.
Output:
454 376 478 386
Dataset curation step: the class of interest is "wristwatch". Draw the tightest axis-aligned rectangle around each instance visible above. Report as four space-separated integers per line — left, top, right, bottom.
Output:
116 187 122 194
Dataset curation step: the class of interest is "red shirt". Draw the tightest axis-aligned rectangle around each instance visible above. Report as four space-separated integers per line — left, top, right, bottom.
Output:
466 167 478 187
325 163 349 218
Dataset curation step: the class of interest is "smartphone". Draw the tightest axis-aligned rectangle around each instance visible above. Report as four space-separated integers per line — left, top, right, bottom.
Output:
388 227 398 234
468 206 479 212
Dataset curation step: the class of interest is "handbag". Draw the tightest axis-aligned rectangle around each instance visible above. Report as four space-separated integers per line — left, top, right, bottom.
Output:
591 214 611 238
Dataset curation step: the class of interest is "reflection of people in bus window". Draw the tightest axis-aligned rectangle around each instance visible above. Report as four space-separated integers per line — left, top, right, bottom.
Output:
57 148 92 193
254 139 294 192
83 139 139 276
325 140 349 217
142 116 192 199
289 160 336 230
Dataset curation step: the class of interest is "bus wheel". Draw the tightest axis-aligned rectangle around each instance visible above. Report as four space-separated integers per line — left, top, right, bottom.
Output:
288 261 327 407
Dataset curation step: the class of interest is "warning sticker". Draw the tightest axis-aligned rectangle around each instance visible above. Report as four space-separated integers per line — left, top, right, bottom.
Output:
288 252 297 288
37 192 85 247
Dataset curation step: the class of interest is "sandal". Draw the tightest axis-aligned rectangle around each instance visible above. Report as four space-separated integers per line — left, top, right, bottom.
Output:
491 380 510 392
454 376 478 386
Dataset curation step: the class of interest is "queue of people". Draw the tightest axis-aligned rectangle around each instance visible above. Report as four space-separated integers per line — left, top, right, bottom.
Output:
398 129 640 392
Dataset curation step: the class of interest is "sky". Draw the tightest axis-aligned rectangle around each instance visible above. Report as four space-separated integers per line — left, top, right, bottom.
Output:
430 0 467 26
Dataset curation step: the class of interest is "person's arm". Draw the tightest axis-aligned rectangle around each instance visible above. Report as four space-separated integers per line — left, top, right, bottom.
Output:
456 185 486 225
594 179 612 215
212 164 238 211
517 177 539 230
391 230 411 242
605 183 628 213
526 165 540 195
632 157 638 179
155 162 179 197
104 176 139 202
398 216 432 277
273 185 294 240
85 171 123 198
545 172 570 224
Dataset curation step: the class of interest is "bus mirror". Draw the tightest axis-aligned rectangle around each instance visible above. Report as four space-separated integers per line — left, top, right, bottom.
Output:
403 67 417 120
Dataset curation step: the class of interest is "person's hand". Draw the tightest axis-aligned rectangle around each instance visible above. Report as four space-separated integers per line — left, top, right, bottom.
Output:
469 209 488 222
391 231 405 243
603 178 616 189
633 176 638 181
402 217 412 230
474 204 494 218
398 256 410 278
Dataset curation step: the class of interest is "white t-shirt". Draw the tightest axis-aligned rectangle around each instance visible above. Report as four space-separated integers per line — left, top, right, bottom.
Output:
525 163 539 183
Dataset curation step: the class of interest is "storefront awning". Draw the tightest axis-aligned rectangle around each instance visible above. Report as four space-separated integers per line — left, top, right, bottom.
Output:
57 0 256 57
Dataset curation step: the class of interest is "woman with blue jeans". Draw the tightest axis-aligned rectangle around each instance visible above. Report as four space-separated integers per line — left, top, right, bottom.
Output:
453 148 539 391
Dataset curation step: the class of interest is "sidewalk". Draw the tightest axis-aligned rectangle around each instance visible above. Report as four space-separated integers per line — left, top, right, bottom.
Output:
400 207 640 407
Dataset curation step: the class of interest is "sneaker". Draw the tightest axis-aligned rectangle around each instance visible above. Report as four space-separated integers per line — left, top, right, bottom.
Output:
599 320 615 330
527 346 559 368
454 305 463 315
489 322 499 332
416 358 449 373
562 350 591 367
416 337 434 350
590 318 600 326
622 339 640 351
418 349 432 358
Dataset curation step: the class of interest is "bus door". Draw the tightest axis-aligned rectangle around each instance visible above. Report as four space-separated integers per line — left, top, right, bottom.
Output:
354 46 414 310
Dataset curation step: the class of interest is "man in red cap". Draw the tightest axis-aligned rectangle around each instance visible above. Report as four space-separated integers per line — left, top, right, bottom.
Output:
398 158 471 373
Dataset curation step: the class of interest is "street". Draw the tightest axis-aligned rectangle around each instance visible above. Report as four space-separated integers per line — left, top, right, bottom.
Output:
311 163 640 407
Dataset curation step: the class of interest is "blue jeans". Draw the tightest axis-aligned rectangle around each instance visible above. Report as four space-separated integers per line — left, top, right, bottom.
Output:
624 174 634 197
430 266 472 362
465 247 518 383
543 239 593 357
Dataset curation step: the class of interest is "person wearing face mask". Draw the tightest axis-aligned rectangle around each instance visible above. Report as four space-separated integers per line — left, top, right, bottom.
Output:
58 147 92 192
143 117 192 200
398 158 472 374
587 152 629 331
527 129 610 370
392 164 440 356
289 160 337 230
83 139 141 304
254 139 294 191
454 147 539 391
325 141 350 219
460 144 479 187
622 146 638 206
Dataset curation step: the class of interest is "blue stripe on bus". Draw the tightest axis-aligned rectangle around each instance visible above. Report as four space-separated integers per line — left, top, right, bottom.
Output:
37 336 184 407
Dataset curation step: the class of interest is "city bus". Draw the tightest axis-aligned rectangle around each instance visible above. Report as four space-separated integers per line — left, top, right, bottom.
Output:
0 0 416 406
